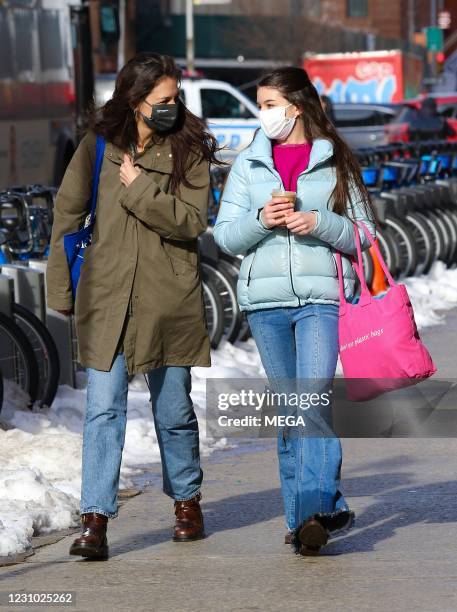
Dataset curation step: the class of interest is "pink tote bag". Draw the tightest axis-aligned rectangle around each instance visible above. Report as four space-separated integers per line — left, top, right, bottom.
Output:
335 220 437 401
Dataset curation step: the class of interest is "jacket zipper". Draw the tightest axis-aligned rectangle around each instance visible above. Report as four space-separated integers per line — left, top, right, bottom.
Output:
287 229 300 304
252 152 333 300
263 167 302 303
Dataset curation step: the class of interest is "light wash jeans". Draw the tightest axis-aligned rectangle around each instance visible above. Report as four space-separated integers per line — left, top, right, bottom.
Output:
80 353 202 518
246 303 352 533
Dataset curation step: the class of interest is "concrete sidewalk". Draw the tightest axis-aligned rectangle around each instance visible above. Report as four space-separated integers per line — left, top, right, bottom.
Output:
0 317 456 611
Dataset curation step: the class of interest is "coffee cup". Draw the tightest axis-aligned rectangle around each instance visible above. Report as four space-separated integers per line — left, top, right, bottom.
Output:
271 189 296 226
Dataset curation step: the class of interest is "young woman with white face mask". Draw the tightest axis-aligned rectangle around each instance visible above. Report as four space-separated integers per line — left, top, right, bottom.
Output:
214 67 377 556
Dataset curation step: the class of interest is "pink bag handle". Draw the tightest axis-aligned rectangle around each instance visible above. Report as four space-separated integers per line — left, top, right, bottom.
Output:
335 221 396 310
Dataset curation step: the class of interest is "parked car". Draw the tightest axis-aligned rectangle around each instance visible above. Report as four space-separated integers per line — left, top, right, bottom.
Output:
385 94 457 143
332 103 399 149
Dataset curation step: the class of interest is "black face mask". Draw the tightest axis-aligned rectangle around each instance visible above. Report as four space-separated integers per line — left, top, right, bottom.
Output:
139 102 179 133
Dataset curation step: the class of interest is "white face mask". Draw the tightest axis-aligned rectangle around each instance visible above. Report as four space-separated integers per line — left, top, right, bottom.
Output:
259 103 296 140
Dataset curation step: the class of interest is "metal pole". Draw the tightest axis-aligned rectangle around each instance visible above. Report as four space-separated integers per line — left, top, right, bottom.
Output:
70 4 94 144
430 0 437 26
118 0 126 71
408 0 415 44
186 0 195 75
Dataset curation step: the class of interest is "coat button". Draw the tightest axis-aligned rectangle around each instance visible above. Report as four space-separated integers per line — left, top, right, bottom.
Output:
168 153 172 158
157 152 161 157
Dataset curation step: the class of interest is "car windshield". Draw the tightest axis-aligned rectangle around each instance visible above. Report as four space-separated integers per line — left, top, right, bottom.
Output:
333 106 396 128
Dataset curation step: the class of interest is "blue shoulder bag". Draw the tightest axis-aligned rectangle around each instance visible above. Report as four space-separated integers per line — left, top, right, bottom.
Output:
63 135 105 299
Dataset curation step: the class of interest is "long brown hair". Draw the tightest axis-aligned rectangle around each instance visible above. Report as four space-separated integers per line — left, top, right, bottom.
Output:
87 52 223 194
257 67 375 221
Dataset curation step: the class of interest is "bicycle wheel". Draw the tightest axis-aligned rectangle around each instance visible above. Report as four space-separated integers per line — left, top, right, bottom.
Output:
201 261 242 344
428 210 450 262
435 208 457 264
405 212 434 275
384 215 418 277
0 311 39 407
218 253 251 341
0 369 3 413
12 303 60 408
377 226 400 278
416 210 443 263
446 208 457 264
362 250 374 288
201 271 224 349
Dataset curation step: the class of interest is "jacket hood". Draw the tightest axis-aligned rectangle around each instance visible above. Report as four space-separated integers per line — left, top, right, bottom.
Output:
245 128 334 172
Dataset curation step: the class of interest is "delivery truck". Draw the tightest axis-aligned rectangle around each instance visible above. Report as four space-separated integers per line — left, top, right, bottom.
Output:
304 49 424 104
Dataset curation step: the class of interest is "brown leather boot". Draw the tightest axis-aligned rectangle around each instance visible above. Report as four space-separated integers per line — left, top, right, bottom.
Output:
69 512 109 559
296 517 329 556
173 492 205 542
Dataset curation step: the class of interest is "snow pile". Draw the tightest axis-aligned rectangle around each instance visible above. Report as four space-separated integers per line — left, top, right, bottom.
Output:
403 261 457 328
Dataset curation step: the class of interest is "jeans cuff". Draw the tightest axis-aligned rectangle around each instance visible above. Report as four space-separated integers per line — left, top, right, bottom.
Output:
172 489 201 502
313 508 355 533
80 507 118 519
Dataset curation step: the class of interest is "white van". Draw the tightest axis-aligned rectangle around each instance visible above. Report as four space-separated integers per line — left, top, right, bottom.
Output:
95 76 260 161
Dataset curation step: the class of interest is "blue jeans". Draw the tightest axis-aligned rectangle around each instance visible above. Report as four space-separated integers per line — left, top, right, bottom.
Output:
80 353 202 518
246 303 351 532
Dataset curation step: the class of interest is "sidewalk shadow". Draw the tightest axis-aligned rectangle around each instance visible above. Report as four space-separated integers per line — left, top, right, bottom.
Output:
108 487 284 556
324 473 457 556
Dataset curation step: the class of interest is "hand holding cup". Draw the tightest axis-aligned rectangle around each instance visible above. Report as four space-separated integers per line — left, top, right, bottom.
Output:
260 190 296 229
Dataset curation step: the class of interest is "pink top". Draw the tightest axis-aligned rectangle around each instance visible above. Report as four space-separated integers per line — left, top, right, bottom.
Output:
272 142 313 192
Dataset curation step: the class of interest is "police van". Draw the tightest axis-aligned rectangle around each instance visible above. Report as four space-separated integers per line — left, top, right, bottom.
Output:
96 76 260 161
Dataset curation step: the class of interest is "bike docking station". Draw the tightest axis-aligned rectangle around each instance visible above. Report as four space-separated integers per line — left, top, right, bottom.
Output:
0 273 17 385
1 263 46 323
27 260 77 389
0 261 76 390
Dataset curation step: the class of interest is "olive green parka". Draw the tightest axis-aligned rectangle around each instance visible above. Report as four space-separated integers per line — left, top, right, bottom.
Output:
46 129 211 374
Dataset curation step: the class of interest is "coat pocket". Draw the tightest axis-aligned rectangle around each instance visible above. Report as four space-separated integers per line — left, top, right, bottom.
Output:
246 249 258 286
160 237 197 277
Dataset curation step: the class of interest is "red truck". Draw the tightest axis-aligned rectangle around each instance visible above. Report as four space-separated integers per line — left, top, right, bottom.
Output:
303 49 424 104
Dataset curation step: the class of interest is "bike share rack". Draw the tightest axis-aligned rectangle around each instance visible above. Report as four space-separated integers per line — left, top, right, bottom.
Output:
0 273 17 382
1 264 46 322
0 261 76 389
28 260 76 388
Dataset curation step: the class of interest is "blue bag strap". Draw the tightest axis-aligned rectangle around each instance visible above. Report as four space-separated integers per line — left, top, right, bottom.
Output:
88 135 106 224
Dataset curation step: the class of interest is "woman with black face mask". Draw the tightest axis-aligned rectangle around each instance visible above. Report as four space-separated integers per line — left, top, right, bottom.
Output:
46 52 220 559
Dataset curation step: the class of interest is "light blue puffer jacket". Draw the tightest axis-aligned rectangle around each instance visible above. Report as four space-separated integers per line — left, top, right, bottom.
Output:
213 129 377 312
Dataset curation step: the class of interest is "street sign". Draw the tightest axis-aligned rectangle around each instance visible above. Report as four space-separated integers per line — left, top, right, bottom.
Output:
438 11 451 29
425 26 444 52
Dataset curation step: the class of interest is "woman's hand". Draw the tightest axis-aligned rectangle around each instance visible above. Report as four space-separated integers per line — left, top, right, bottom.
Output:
285 211 318 235
120 154 142 187
260 198 295 229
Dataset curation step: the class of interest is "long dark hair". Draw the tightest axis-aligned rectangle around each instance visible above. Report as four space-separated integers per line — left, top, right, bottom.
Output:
258 67 375 221
87 52 223 194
